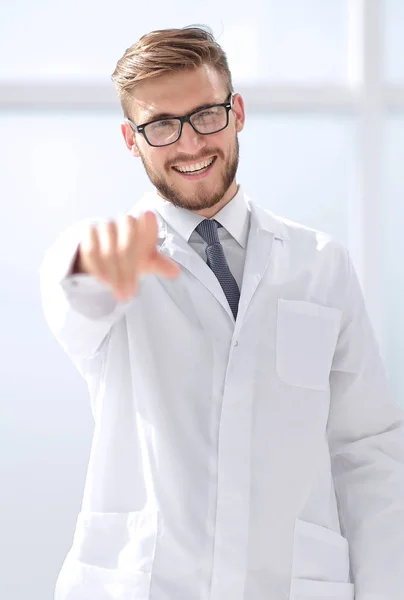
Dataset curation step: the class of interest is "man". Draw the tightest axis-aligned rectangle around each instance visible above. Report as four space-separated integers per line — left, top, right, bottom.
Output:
40 25 404 600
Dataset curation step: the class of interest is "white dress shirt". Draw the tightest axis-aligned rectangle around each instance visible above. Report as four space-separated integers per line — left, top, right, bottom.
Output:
151 185 251 290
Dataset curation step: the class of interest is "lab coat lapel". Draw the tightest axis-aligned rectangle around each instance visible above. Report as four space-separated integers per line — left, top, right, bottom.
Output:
142 192 289 325
158 221 235 321
234 202 289 331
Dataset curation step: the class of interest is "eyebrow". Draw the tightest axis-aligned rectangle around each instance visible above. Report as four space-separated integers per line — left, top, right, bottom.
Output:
143 100 221 123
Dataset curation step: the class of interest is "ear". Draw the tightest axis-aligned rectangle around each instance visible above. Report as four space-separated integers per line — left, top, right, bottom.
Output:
121 122 140 157
231 93 245 133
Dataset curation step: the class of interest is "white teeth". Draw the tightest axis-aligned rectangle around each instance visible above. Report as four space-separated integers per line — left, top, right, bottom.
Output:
175 158 214 173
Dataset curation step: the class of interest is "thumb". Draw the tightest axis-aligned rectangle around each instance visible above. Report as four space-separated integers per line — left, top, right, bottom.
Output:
151 254 181 277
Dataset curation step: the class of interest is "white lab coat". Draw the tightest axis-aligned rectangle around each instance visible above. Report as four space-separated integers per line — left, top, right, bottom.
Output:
40 190 404 600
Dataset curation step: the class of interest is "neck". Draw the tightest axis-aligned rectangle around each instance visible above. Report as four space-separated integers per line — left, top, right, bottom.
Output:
194 181 239 219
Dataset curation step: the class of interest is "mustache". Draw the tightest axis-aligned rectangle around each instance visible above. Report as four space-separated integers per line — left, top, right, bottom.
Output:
167 149 223 169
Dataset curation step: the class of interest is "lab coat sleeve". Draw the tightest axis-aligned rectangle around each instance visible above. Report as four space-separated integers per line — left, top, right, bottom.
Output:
39 218 134 362
327 247 404 600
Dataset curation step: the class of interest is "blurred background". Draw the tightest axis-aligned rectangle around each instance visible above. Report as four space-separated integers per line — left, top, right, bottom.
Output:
1 0 404 598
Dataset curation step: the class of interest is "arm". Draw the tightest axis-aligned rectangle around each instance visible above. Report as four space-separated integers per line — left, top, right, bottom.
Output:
39 218 134 364
327 248 404 600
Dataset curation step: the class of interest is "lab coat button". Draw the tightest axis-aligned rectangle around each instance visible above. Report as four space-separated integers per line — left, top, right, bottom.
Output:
234 341 239 347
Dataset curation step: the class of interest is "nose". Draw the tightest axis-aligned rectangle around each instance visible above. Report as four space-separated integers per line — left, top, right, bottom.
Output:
176 121 206 154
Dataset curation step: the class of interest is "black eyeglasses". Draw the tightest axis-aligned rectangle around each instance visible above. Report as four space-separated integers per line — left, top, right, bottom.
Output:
124 94 233 147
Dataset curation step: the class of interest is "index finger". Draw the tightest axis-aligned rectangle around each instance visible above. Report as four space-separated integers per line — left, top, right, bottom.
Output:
136 211 159 260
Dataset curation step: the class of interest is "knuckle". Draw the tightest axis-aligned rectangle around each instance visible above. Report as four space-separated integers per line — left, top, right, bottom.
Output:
86 247 99 260
101 248 118 263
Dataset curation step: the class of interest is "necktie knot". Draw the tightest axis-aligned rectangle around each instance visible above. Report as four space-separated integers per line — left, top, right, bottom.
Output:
195 219 222 246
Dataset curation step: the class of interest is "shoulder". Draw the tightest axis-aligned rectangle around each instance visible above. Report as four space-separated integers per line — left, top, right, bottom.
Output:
251 198 347 261
249 201 352 303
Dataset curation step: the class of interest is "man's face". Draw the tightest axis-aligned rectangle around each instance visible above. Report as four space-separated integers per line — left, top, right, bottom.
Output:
122 65 245 214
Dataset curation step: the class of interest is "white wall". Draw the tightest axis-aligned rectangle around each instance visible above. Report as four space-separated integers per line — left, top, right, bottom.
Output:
0 2 403 599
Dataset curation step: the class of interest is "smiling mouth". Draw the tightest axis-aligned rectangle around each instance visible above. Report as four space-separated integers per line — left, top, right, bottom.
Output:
172 156 216 175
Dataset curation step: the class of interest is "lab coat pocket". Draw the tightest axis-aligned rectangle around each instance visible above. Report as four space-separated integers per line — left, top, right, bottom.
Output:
54 509 159 600
290 518 353 599
276 300 342 391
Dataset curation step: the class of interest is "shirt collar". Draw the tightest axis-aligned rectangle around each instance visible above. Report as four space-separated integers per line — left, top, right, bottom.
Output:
150 185 250 249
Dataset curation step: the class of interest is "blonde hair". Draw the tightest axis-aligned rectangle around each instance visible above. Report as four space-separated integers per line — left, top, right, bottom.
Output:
111 25 233 118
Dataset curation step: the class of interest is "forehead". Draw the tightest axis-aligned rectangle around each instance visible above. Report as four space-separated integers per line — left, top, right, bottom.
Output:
130 65 228 123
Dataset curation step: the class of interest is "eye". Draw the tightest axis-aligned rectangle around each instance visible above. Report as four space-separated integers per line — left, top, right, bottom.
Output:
151 120 172 130
197 109 216 118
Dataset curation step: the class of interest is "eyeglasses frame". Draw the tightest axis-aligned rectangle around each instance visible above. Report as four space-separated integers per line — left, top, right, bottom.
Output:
124 93 234 148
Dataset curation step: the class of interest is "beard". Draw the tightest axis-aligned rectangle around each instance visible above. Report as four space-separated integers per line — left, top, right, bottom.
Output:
138 135 239 212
